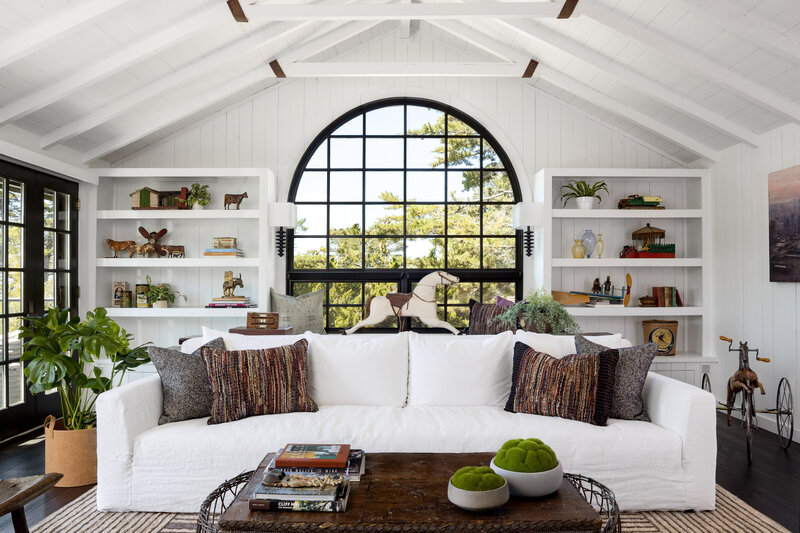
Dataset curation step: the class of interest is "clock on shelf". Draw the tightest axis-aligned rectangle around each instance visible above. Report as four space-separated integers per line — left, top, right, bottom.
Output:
643 320 678 355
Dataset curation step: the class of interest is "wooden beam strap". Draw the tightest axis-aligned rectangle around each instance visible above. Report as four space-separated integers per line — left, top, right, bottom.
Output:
558 0 579 19
522 59 539 78
269 59 286 78
227 0 248 22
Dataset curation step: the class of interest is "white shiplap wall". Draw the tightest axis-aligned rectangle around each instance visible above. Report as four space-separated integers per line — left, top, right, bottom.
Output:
713 122 800 442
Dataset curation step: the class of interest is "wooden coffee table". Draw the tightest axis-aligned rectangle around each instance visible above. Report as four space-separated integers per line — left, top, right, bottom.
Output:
217 453 603 532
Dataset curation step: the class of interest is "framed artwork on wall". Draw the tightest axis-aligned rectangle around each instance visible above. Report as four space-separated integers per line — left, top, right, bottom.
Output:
769 164 800 282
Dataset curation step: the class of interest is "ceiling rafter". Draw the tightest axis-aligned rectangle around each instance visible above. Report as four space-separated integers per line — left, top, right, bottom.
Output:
499 18 761 148
580 2 800 125
0 0 133 70
282 62 527 77
398 0 412 40
40 21 311 149
0 3 228 128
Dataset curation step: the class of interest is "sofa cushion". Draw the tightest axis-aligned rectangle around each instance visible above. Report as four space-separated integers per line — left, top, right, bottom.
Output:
467 300 514 335
201 326 307 351
506 341 618 426
575 335 657 421
202 340 318 424
270 288 325 334
149 337 226 425
407 331 513 407
306 333 408 407
513 331 576 358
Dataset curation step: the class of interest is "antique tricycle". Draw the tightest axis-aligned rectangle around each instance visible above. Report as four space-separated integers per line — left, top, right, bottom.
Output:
701 336 794 463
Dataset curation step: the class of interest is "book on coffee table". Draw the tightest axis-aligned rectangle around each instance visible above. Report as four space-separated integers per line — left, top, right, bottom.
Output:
269 447 365 481
275 444 351 469
249 482 351 512
254 474 347 501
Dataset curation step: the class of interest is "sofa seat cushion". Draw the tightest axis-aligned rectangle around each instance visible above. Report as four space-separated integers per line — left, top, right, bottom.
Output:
131 405 682 512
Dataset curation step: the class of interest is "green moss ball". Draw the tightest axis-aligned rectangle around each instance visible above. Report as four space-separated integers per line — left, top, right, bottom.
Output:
451 466 506 491
494 438 558 473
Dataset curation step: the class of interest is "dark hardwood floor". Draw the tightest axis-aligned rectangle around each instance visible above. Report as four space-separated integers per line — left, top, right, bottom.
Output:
0 413 798 533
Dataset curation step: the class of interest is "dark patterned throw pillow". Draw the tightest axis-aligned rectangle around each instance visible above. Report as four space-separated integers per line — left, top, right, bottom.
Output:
468 299 515 335
505 341 618 426
575 335 657 421
202 339 318 425
149 337 226 425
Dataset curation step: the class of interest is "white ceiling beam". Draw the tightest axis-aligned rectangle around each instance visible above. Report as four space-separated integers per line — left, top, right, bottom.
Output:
673 0 800 64
81 70 275 163
0 0 133 70
580 2 800 125
501 19 760 148
0 3 227 127
283 62 526 77
535 66 719 162
40 21 312 149
398 0 412 40
246 2 563 21
0 138 97 185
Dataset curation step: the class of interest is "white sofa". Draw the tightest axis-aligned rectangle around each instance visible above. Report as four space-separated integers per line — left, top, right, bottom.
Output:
96 330 716 513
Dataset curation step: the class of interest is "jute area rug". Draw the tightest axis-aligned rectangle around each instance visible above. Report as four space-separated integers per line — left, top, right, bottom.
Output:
31 485 789 533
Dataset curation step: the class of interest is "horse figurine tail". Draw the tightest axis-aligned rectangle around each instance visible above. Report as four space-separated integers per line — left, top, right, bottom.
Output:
364 295 375 318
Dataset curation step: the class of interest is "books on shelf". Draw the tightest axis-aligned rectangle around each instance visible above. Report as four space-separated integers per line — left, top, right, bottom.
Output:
213 296 250 301
651 286 683 307
204 248 244 257
275 444 351 469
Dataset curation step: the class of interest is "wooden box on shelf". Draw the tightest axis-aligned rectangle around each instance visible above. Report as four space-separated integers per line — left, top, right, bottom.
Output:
246 312 279 329
228 326 294 336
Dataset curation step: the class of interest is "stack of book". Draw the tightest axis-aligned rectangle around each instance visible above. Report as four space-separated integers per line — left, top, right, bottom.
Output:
204 248 244 257
651 286 683 307
206 296 254 308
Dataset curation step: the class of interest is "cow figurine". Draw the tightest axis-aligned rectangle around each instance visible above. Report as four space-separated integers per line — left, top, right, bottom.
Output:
726 368 765 426
105 239 136 258
224 192 248 210
162 245 185 258
129 243 155 258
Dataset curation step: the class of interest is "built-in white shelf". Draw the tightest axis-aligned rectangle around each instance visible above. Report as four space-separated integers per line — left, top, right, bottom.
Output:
104 307 255 318
97 209 259 219
552 258 702 267
552 209 702 219
566 306 703 317
96 258 260 268
654 354 718 363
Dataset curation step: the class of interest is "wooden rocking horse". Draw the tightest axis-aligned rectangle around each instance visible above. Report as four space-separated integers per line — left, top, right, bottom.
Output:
345 271 461 335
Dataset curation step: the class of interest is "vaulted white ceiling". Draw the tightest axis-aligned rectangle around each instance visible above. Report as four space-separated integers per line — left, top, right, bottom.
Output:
1 0 799 165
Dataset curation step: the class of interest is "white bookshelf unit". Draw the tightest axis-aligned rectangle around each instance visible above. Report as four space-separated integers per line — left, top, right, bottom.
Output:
534 168 716 386
93 168 277 347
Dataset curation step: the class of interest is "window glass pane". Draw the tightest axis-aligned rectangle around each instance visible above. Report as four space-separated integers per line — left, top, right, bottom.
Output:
292 238 327 269
407 106 444 134
306 140 327 169
293 282 326 299
483 282 515 303
57 192 69 230
483 171 514 203
483 204 514 236
44 189 55 228
365 204 402 235
0 179 4 221
446 138 480 169
406 204 444 235
8 317 22 360
447 238 480 268
329 205 362 235
44 231 55 269
447 170 480 201
365 171 403 202
330 138 363 168
483 238 516 268
8 272 21 314
330 172 362 202
8 180 22 224
329 238 362 269
365 138 403 169
295 171 327 202
330 283 361 305
407 172 444 202
366 106 404 135
0 367 4 410
332 116 363 135
448 282 480 304
8 361 23 407
365 238 403 268
0 276 4 314
295 205 327 235
407 138 445 169
447 115 478 136
56 232 69 269
447 307 470 329
44 272 55 310
447 204 479 235
365 282 399 328
57 273 70 309
406 238 443 269
330 307 363 329
483 141 502 169
7 226 22 268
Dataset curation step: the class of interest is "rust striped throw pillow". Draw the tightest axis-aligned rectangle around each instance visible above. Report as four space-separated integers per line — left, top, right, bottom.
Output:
505 341 618 426
202 339 318 424
468 299 515 335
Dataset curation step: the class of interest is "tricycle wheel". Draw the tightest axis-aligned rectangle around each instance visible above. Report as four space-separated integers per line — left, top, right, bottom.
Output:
777 377 794 449
701 373 711 393
744 392 754 464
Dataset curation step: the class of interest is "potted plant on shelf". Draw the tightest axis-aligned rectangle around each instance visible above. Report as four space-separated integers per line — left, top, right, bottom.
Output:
145 275 186 308
492 290 579 334
187 183 211 210
560 179 608 209
20 308 150 487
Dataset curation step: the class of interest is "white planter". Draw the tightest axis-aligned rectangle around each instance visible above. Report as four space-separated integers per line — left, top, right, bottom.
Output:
152 300 169 308
192 203 204 210
575 197 596 209
490 458 563 497
447 477 509 511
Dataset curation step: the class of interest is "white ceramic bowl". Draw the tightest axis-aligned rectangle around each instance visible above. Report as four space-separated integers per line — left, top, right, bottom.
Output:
447 476 509 511
489 458 563 497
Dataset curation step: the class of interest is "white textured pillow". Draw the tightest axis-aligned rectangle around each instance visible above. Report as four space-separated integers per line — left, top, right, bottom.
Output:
201 326 307 351
306 333 409 407
180 336 206 354
407 331 513 407
513 331 576 358
583 333 633 349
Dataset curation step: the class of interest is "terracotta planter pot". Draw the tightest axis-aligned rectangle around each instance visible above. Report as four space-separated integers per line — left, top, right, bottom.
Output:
43 415 97 487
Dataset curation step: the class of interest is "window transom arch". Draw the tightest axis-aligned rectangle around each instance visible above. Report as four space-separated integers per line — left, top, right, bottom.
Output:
287 98 522 332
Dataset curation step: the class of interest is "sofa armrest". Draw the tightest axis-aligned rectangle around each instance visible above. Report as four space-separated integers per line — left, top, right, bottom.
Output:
642 371 717 510
96 374 162 510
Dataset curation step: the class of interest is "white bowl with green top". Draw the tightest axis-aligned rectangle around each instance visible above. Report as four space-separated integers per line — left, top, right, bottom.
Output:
489 458 563 497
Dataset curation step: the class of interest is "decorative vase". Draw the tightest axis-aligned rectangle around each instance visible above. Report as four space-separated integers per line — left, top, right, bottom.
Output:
489 458 564 497
596 234 605 258
582 229 596 258
44 416 97 487
153 300 168 308
571 239 586 259
448 477 509 511
575 197 596 209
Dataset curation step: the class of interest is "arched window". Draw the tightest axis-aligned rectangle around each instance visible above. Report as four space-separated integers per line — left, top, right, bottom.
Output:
287 98 522 332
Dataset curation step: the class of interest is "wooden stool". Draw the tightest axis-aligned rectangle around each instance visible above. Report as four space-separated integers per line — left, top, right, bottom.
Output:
0 473 63 533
